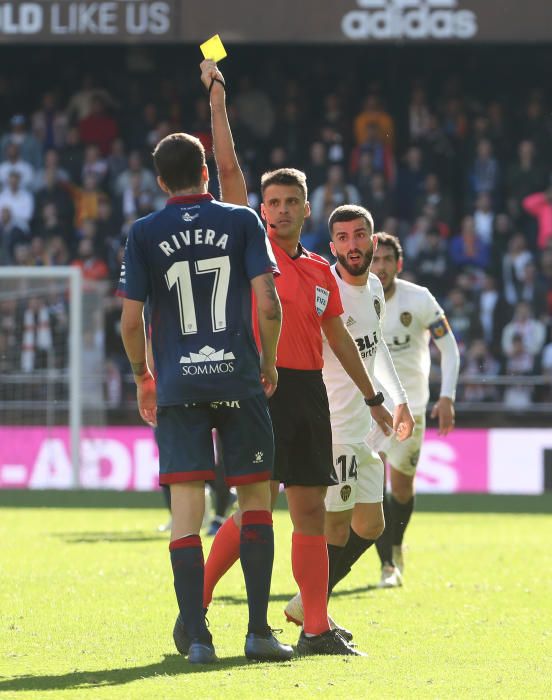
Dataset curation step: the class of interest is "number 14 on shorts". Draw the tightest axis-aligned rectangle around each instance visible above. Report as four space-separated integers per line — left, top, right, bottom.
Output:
331 453 358 483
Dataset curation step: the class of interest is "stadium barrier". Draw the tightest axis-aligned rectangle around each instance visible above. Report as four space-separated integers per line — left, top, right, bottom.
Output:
1 426 550 494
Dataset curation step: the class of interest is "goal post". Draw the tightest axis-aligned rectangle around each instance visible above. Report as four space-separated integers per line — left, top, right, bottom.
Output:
0 266 83 487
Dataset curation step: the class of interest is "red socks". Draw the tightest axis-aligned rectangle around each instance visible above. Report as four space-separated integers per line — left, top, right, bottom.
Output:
203 515 240 607
291 532 330 635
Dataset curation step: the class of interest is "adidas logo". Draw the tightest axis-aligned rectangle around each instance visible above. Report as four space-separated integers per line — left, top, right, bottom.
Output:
180 345 235 364
346 316 356 327
182 212 199 222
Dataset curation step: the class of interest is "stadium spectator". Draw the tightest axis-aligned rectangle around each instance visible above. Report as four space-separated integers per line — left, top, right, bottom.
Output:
0 206 29 264
363 173 393 230
408 85 432 142
415 173 453 229
414 227 449 300
354 94 395 147
468 139 500 204
32 148 70 192
473 192 495 245
78 95 119 156
309 164 361 231
32 92 68 150
71 238 109 282
444 287 483 354
449 215 491 274
0 142 35 190
233 75 275 141
501 233 534 306
304 141 328 191
501 301 546 361
59 127 85 184
523 179 552 250
33 169 75 232
114 150 156 198
395 146 426 222
461 339 500 402
0 172 34 226
81 144 108 185
0 114 42 168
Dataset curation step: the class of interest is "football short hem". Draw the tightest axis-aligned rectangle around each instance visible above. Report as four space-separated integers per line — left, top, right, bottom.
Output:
159 469 216 484
225 470 272 487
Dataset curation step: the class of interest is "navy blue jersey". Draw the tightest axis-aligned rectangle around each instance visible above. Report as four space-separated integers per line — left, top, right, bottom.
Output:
118 193 278 405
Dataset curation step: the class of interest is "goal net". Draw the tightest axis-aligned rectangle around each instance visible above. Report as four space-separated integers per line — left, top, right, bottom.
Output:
0 267 109 489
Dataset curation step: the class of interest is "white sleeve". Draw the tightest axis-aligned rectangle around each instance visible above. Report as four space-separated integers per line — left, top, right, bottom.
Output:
375 338 408 406
434 330 460 401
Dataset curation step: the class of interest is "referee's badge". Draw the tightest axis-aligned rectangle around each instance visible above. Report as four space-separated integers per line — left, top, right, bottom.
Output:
373 297 381 319
400 311 412 327
315 286 330 316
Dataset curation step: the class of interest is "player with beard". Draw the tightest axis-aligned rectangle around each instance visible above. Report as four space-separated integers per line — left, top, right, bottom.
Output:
284 205 414 628
371 232 460 586
192 60 407 656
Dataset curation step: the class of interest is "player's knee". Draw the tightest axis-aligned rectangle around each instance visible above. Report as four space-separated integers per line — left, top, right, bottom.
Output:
392 484 414 503
355 518 384 540
330 519 350 546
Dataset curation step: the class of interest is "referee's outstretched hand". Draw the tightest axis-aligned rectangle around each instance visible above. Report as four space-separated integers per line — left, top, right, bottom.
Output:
200 59 225 94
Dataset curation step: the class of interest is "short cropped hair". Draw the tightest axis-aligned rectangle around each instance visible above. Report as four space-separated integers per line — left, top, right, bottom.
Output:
375 232 403 261
152 133 205 192
261 168 308 200
328 205 374 237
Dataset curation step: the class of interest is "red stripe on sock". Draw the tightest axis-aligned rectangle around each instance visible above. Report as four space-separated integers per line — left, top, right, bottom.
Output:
203 516 241 607
242 510 273 527
169 535 202 551
291 532 330 635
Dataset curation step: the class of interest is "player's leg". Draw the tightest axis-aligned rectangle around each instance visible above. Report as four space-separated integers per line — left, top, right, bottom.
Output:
387 415 424 575
376 415 424 580
206 430 232 536
157 405 217 663
389 467 416 572
217 395 293 661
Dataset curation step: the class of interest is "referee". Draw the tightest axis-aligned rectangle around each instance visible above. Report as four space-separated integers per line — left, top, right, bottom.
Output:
198 60 400 656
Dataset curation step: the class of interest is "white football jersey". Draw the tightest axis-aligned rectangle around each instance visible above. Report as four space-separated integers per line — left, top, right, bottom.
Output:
323 267 405 444
380 278 445 412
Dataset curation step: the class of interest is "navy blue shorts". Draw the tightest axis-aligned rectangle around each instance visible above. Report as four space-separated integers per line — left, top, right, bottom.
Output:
157 393 274 487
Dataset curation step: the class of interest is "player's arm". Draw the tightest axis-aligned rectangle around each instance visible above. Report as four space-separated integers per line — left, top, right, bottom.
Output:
321 315 393 433
200 59 248 206
251 272 282 398
121 298 156 426
374 338 414 441
429 316 460 436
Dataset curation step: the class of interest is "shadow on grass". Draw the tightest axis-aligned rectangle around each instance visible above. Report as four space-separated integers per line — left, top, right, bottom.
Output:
0 653 268 692
214 585 380 606
54 531 168 544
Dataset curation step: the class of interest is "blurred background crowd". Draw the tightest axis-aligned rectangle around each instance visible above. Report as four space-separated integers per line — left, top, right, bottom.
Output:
1 45 551 413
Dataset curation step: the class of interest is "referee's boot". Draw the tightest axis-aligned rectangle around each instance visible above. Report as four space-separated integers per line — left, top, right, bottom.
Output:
245 627 294 662
297 629 366 657
284 592 354 642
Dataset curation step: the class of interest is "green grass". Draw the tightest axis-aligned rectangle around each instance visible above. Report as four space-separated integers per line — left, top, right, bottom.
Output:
1 504 551 699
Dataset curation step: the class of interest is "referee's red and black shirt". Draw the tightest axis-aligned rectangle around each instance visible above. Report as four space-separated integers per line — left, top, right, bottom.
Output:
255 241 343 370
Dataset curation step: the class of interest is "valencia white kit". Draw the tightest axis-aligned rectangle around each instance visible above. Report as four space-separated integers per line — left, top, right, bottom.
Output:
378 278 459 475
323 268 407 510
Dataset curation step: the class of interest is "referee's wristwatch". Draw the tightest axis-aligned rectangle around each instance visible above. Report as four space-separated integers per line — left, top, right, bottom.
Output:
364 391 385 407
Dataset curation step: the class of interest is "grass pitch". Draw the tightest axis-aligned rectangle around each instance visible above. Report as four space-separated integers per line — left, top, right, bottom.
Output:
1 496 551 700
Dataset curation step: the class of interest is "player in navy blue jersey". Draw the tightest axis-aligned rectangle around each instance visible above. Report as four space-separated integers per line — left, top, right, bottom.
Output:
118 132 293 664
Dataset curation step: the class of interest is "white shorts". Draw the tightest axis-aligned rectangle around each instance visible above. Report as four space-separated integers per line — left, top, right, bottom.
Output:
385 414 426 477
325 443 384 512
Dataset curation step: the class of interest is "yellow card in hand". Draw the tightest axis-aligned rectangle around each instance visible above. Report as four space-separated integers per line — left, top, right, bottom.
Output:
200 34 227 63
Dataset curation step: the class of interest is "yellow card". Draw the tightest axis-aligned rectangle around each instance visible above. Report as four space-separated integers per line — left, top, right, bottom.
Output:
200 34 227 63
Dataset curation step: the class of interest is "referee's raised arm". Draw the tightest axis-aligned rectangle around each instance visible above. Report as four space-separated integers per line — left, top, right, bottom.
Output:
200 59 248 206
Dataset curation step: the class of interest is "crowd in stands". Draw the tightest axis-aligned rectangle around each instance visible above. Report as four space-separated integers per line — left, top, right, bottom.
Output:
1 48 551 409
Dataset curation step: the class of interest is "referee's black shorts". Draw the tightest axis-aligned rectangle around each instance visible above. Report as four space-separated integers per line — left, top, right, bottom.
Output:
269 367 337 488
